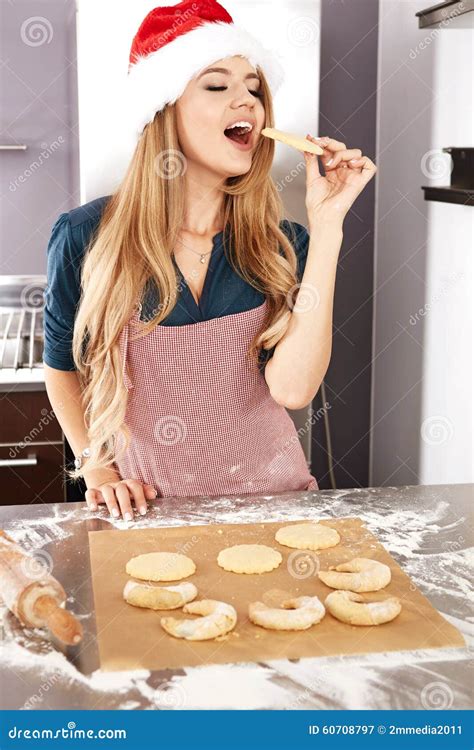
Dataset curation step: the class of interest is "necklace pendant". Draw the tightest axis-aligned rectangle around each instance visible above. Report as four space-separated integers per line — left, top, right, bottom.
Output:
200 254 206 264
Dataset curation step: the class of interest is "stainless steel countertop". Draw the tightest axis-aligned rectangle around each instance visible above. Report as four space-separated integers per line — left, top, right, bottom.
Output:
0 483 472 710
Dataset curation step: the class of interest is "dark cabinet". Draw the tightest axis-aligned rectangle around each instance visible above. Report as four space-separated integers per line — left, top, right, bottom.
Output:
0 389 65 504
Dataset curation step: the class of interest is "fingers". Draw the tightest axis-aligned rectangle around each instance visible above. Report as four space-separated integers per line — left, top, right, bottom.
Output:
100 483 122 519
324 148 362 170
303 149 323 178
321 147 376 182
348 155 377 181
121 479 154 517
144 483 158 500
315 136 347 152
85 480 158 520
305 134 356 169
305 133 346 151
85 488 100 512
117 481 139 520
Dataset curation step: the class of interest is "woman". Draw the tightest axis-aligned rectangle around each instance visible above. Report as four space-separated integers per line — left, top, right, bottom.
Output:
43 0 376 520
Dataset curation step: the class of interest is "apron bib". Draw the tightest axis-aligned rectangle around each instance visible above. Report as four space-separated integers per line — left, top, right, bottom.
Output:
115 299 318 497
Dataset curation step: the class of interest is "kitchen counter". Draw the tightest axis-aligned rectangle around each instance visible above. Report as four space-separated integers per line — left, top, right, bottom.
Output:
0 483 472 710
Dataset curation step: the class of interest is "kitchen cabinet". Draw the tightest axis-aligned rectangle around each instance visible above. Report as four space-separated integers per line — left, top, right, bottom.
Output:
0 389 65 504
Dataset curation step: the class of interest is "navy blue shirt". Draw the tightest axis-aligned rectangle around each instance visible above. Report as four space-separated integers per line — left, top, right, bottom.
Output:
43 195 310 373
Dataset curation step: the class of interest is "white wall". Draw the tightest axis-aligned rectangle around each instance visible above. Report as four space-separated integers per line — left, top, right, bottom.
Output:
371 0 473 485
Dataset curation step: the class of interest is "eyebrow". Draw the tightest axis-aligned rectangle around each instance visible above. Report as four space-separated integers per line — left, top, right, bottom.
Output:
197 66 261 82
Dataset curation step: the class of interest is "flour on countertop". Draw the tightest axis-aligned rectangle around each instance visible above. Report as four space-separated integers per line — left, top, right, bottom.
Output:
0 639 153 707
4 507 87 551
0 639 287 709
165 663 290 709
162 637 472 709
0 487 471 709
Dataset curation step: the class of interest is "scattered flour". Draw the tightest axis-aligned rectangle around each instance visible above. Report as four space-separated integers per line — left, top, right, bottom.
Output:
164 663 292 709
0 639 153 708
5 515 76 550
351 501 465 558
0 489 471 709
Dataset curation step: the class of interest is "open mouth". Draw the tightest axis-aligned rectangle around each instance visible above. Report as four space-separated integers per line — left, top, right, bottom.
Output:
223 123 253 146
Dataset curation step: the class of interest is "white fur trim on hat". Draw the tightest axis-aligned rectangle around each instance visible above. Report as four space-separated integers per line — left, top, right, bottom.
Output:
124 21 284 140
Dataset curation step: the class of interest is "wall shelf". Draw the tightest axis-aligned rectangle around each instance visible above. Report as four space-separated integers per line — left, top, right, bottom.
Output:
421 185 474 206
416 0 474 28
422 147 474 205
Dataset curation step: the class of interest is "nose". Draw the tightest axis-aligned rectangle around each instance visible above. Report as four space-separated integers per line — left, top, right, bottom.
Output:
231 83 257 109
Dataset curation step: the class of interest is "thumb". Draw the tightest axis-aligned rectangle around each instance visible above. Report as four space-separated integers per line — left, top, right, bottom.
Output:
144 484 158 498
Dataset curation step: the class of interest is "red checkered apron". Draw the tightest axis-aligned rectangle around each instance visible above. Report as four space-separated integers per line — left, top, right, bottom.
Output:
114 299 318 497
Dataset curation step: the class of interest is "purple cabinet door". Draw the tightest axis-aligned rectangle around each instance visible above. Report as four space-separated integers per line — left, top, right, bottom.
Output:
0 0 79 274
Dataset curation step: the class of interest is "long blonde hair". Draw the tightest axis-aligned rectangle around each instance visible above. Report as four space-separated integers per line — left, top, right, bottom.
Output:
67 70 303 481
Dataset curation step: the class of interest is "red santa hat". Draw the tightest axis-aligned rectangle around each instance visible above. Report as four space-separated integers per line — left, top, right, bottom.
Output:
124 0 285 140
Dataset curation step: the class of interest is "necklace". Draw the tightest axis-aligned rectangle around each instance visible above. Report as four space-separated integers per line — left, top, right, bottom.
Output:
197 250 212 264
176 234 219 264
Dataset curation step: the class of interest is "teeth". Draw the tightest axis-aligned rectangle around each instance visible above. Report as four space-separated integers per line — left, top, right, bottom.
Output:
226 121 253 132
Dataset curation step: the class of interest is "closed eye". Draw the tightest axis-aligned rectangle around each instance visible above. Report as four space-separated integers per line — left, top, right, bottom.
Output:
206 85 264 99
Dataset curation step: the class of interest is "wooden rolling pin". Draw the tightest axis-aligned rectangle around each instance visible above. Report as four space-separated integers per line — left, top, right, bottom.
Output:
0 530 83 645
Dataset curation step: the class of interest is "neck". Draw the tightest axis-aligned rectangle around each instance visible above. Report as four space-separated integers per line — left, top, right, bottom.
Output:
181 168 225 236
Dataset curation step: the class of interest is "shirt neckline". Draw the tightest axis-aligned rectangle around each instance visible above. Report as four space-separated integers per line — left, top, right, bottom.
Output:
172 229 226 318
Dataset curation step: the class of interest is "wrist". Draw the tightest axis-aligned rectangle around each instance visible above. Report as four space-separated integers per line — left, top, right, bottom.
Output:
308 212 345 233
82 466 121 489
307 216 344 263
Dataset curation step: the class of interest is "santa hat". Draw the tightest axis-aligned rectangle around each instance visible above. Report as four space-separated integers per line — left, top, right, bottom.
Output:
124 0 285 141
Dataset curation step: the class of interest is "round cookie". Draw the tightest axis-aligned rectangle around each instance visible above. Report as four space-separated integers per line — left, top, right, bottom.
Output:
125 552 196 581
275 522 340 551
217 544 282 574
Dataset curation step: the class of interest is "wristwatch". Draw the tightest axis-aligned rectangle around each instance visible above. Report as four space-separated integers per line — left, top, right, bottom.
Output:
74 446 91 470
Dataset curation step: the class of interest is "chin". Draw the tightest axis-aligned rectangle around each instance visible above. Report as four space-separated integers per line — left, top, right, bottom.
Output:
223 155 253 176
198 151 253 180
221 168 251 180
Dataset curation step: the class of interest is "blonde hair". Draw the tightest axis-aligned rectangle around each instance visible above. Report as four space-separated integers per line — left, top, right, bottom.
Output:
67 69 302 482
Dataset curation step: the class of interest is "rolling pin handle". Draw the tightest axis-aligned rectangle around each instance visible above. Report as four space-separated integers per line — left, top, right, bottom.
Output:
33 595 83 645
